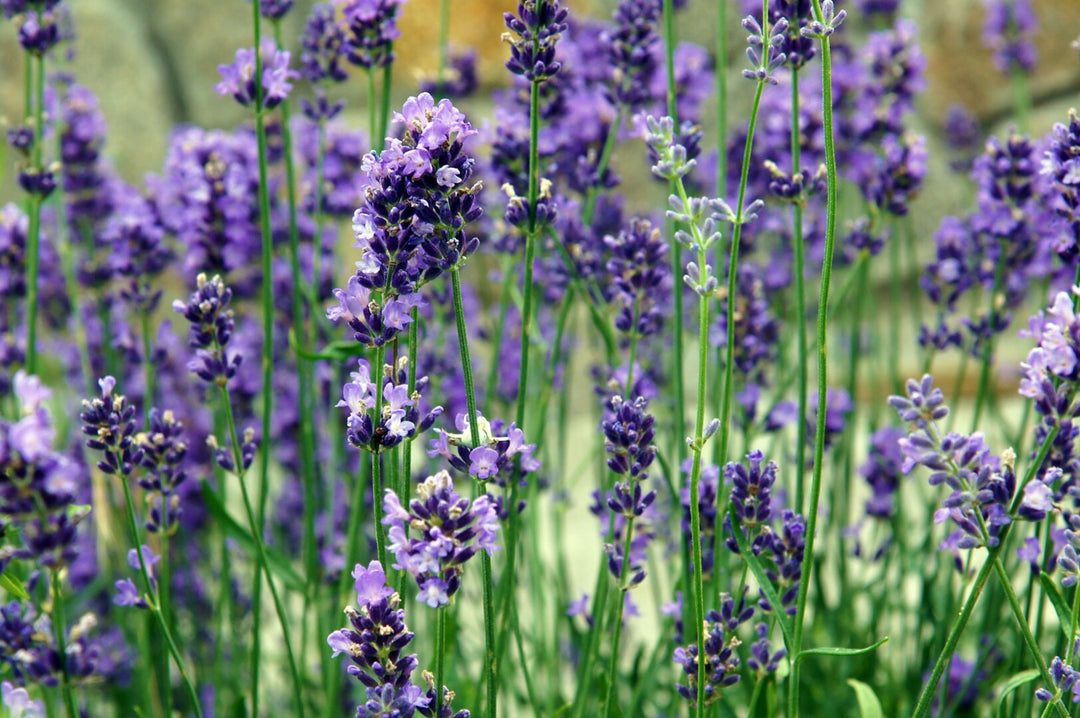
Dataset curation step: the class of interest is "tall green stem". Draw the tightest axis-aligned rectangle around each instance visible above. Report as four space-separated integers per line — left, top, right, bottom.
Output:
250 6 276 714
602 517 637 717
450 267 495 718
218 383 306 718
716 77 766 512
50 569 79 718
790 68 809 514
118 464 203 717
789 7 837 714
24 53 45 374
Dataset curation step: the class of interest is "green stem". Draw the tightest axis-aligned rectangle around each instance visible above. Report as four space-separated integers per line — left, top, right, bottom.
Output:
789 7 836 714
24 53 45 374
790 68 808 514
449 267 495 718
434 606 447 711
118 472 203 717
250 6 276 714
714 0 727 198
140 309 157 418
218 383 306 717
602 516 637 717
990 556 1067 716
368 68 378 149
371 343 390 571
50 569 79 718
272 21 321 685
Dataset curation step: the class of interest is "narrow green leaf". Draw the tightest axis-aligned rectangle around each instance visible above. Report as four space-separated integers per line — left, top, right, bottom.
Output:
288 329 366 362
1038 574 1073 642
201 481 306 593
846 679 884 718
994 669 1040 718
727 507 795 647
795 636 889 665
0 570 29 600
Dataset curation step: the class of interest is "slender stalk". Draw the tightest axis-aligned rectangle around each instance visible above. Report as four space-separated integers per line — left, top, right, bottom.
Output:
503 76 543 651
790 67 809 514
367 68 378 148
140 310 157 417
250 6 275 713
662 0 688 583
371 343 390 571
665 159 718 714
50 569 79 718
117 469 203 717
434 606 447 710
716 77 766 504
272 20 321 683
24 53 45 374
715 0 728 199
449 267 495 718
602 519 637 717
789 6 837 713
218 384 306 718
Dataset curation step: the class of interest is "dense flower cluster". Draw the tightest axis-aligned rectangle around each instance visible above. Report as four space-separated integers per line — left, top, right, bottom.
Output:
982 0 1037 75
215 42 297 109
0 372 85 570
673 611 742 706
328 93 481 347
172 273 242 386
337 357 442 453
341 0 402 69
328 561 468 718
503 0 568 82
891 375 1055 549
383 471 500 607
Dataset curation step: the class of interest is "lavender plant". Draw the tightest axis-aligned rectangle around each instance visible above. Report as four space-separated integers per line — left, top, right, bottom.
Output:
6 0 1080 716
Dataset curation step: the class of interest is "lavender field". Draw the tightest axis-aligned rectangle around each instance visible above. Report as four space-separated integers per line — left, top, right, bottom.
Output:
2 0 1080 716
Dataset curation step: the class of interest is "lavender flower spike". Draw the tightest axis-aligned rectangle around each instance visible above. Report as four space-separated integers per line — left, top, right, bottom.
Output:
216 42 297 109
383 471 500 607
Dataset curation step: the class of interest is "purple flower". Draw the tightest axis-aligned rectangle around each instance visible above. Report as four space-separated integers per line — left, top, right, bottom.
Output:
727 449 777 528
983 0 1037 75
340 0 402 69
673 611 742 706
327 561 433 716
215 42 297 109
382 470 500 607
299 3 349 84
172 274 243 386
468 446 500 480
336 357 442 453
503 0 568 82
2 680 44 718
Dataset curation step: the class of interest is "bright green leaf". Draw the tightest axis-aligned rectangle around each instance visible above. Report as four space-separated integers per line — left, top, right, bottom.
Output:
994 669 1040 718
847 679 884 718
1038 574 1073 642
796 636 889 665
0 570 29 600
